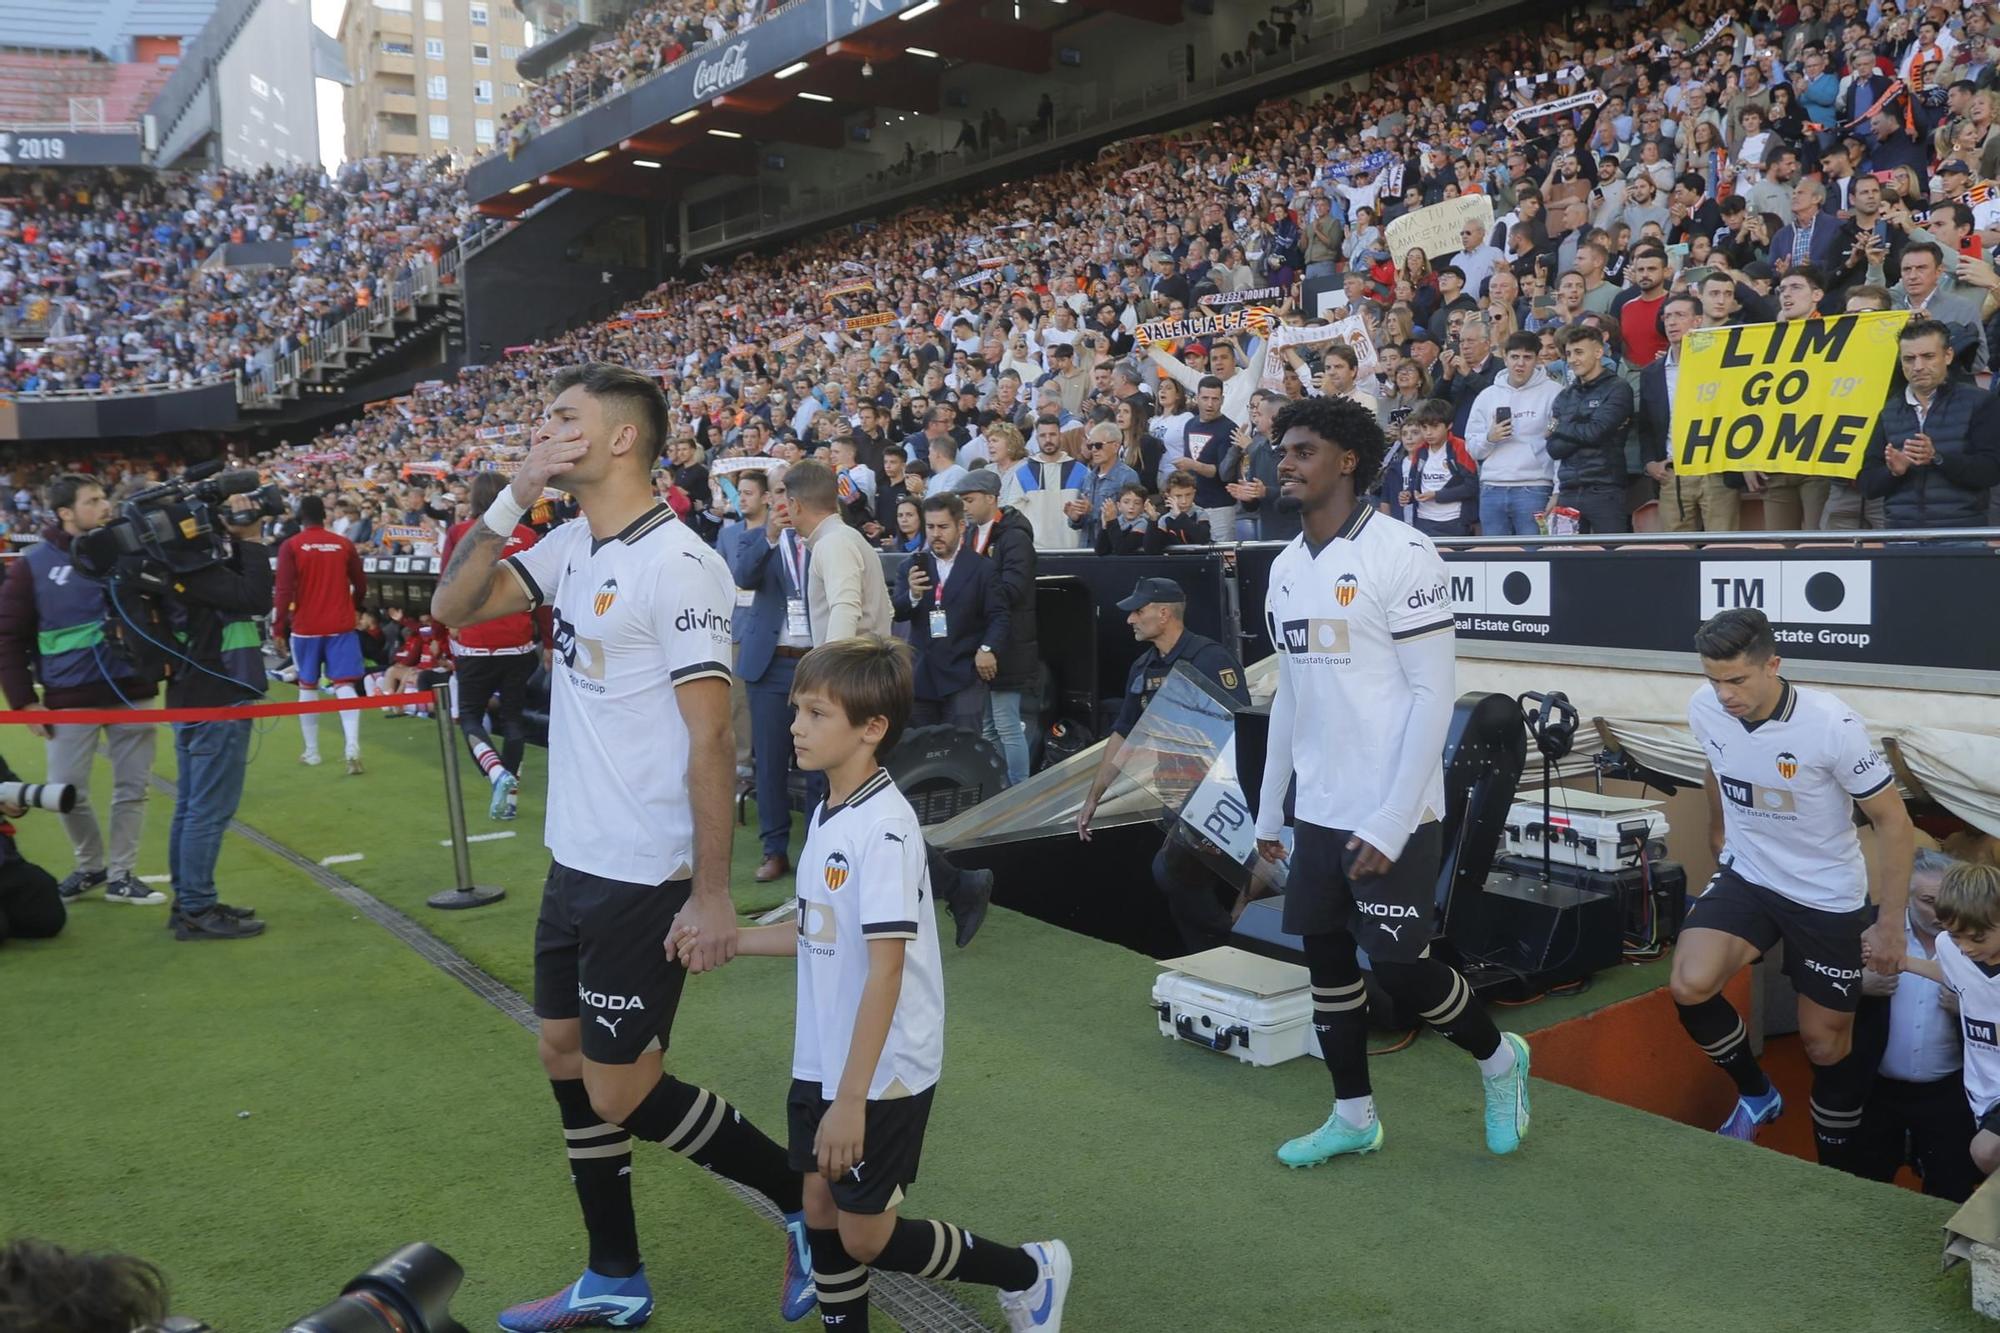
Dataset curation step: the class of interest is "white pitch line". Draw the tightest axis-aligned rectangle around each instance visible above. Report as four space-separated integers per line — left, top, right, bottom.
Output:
441 831 517 845
320 853 365 866
140 874 171 884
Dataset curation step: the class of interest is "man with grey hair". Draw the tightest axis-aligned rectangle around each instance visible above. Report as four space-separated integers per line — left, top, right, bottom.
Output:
1773 178 1839 274
1848 848 1981 1201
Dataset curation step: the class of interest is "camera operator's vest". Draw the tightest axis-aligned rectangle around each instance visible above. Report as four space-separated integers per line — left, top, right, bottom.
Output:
219 615 267 695
23 541 113 690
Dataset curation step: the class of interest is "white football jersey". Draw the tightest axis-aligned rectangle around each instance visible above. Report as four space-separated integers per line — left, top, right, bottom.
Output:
505 505 735 885
1688 680 1893 912
1258 505 1453 838
1932 932 2000 1119
793 769 945 1101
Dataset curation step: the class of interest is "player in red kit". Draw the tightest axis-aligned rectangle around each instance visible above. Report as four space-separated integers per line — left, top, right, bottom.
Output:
274 495 369 775
440 472 544 820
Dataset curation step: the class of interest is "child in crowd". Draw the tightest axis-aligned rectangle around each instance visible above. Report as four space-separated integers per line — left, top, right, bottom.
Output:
1377 398 1478 536
674 637 1072 1332
1095 482 1153 555
1146 471 1211 552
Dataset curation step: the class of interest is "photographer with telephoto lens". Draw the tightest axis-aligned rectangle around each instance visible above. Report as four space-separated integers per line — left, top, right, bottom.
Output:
0 748 67 949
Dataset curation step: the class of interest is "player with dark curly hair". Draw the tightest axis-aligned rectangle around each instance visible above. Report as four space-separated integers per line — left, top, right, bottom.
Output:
1252 391 1535 1169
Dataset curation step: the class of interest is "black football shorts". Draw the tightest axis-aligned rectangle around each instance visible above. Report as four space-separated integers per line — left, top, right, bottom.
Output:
532 861 691 1063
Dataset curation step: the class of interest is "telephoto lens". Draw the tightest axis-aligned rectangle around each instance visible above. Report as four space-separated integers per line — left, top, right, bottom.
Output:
0 781 76 813
283 1243 466 1333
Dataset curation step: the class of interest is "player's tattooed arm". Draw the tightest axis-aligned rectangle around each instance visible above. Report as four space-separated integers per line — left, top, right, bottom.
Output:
431 525 527 628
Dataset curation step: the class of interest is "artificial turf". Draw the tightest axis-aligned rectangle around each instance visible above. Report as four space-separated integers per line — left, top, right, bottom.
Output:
1 705 1986 1331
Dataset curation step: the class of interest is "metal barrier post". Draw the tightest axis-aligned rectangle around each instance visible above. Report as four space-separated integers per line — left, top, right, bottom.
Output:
427 683 505 910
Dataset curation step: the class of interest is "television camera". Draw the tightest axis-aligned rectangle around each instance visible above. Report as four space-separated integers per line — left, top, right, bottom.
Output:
71 460 286 589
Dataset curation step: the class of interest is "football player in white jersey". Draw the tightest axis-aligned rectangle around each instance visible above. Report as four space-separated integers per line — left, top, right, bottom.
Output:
676 636 1073 1332
1673 608 1913 1164
1252 395 1533 1168
1893 862 2000 1182
433 363 815 1330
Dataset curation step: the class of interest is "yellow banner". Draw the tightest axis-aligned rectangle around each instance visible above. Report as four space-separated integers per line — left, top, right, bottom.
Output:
1670 311 1904 478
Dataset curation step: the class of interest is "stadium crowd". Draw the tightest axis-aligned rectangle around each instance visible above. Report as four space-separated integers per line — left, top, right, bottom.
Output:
0 156 474 395
492 0 766 158
254 0 2000 541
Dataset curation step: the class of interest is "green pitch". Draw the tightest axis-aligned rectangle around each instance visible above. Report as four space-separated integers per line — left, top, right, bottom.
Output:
0 704 1981 1331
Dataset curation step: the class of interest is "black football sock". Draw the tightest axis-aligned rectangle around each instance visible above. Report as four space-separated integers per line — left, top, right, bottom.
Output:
617 1075 804 1214
1675 995 1774 1098
870 1218 1037 1292
551 1079 640 1278
1372 954 1504 1062
1810 1051 1871 1171
1302 932 1372 1099
808 1227 869 1331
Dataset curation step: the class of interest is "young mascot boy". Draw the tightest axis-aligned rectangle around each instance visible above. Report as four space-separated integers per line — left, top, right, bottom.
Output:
676 634 1072 1331
1890 863 2000 1180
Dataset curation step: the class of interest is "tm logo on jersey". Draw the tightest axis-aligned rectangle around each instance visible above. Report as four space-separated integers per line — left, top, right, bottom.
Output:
594 578 619 616
1967 1017 1998 1049
552 613 607 691
1719 775 1798 816
1775 751 1799 781
1334 573 1358 607
1280 617 1351 661
824 851 851 892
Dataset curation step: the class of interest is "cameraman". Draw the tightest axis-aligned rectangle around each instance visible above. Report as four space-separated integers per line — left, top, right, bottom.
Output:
0 474 163 907
163 495 272 941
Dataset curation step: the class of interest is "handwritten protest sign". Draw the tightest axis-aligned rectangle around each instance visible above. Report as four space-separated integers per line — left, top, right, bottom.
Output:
1670 311 1902 478
1384 195 1493 263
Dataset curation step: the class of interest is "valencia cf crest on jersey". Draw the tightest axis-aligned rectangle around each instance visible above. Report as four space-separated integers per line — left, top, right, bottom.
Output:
823 850 851 892
1335 573 1358 607
594 578 619 616
1776 751 1799 781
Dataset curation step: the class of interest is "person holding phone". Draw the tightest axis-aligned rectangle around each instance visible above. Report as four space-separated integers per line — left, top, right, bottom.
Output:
1466 332 1562 535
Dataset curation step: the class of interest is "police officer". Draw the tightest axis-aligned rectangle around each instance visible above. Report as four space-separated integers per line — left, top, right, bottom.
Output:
1076 577 1251 951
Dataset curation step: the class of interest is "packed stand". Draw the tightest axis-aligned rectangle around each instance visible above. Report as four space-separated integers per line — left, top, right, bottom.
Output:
493 0 764 158
276 0 1999 539
0 156 474 395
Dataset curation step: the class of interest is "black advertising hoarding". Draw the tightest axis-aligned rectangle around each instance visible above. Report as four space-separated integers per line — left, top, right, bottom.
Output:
1235 544 2000 678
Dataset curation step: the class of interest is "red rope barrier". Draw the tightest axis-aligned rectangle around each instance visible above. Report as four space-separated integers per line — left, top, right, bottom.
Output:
0 694 404 727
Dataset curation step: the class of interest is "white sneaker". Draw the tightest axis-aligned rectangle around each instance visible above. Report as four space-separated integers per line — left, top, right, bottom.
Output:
299 752 323 767
345 751 364 776
997 1240 1071 1332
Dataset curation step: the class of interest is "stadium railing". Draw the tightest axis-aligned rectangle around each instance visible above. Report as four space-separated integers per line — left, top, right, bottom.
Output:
681 0 1498 255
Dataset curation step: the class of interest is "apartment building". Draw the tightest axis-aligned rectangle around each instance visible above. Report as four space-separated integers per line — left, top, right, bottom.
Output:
339 0 529 161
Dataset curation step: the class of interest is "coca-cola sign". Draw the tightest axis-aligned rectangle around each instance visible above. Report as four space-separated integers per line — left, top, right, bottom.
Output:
691 43 751 99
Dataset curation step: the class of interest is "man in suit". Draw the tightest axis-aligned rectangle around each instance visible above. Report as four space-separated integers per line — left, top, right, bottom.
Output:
1771 180 1842 277
894 492 1009 732
720 469 815 883
957 469 1039 788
